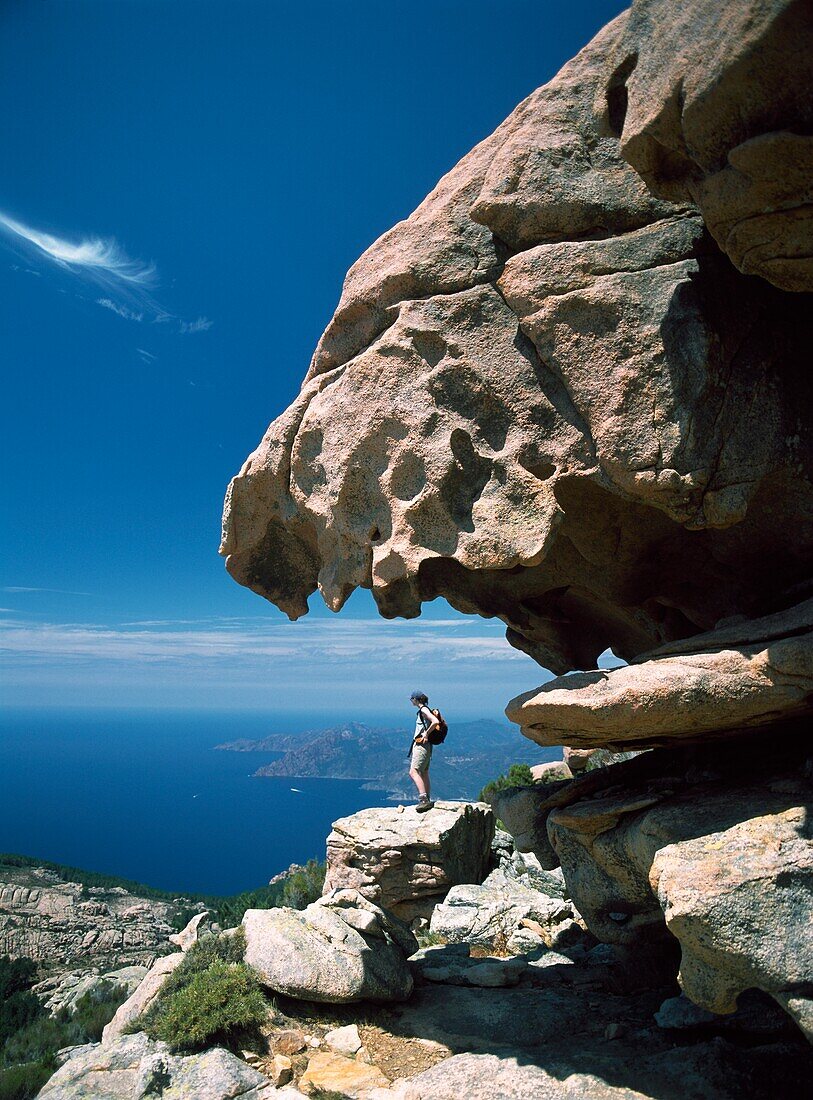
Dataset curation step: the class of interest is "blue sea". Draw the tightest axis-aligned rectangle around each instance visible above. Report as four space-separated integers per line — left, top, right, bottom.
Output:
0 707 402 895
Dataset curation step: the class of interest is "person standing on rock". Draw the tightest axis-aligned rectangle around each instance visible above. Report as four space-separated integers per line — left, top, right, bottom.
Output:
409 691 439 812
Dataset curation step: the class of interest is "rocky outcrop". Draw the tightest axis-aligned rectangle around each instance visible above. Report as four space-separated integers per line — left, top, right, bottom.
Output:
614 0 813 292
221 1 813 678
429 869 573 947
220 0 813 1052
39 1031 273 1098
33 964 147 1017
0 866 180 972
494 735 813 1039
323 803 494 920
508 601 813 750
243 890 417 1004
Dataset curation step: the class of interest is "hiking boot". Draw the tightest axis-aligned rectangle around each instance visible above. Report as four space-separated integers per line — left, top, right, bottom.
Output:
416 796 434 813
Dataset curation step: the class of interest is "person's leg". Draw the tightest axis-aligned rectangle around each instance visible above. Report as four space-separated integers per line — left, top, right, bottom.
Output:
424 768 431 800
410 767 428 798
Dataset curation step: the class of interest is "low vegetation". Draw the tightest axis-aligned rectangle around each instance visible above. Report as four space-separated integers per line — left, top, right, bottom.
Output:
0 956 128 1100
478 763 536 804
135 928 267 1052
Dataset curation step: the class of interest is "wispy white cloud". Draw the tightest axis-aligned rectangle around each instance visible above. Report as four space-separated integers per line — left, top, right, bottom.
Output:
0 212 156 286
0 209 211 336
179 316 213 334
0 615 525 668
97 298 144 322
136 348 156 363
2 586 93 596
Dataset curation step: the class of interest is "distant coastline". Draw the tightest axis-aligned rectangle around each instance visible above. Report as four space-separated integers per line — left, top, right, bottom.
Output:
215 719 556 800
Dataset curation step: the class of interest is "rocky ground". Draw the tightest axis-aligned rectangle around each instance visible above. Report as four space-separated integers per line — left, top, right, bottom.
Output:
40 803 813 1098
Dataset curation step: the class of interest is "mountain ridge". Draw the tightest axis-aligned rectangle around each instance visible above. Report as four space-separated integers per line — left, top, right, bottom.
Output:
216 719 558 799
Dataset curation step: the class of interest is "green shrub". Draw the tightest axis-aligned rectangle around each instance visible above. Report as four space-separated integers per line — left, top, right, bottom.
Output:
0 1059 55 1100
2 982 128 1069
278 859 326 910
136 928 266 1052
0 959 43 1047
141 960 267 1052
478 763 535 804
64 982 128 1042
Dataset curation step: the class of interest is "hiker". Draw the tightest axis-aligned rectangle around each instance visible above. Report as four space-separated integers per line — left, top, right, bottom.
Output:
409 690 439 812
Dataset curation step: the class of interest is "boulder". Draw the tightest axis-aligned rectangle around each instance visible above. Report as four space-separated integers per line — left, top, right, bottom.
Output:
429 868 573 946
39 1032 272 1098
221 3 813 679
323 802 494 920
542 751 812 1035
531 760 573 783
102 953 184 1043
508 604 813 751
324 1023 363 1056
243 890 416 1003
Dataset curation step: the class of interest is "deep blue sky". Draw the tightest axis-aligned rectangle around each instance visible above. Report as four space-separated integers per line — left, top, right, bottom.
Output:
0 0 625 711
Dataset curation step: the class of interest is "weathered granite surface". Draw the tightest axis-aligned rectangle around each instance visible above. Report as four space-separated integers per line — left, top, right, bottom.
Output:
494 736 813 1038
221 2 813 677
323 802 494 920
39 1031 273 1098
243 889 417 1004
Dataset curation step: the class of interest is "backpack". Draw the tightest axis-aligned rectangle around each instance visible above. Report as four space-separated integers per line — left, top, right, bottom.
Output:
423 707 448 745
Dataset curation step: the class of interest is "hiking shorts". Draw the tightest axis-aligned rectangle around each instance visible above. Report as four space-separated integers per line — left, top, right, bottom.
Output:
411 741 432 774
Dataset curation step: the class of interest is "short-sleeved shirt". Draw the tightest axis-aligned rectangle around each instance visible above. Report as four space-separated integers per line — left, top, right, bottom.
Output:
411 706 433 772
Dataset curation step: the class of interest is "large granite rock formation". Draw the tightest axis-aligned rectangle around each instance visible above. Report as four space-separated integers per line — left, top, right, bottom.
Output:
323 802 494 920
494 735 813 1040
221 0 813 677
221 0 813 1047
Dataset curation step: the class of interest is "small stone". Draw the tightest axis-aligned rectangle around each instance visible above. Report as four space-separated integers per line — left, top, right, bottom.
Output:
274 1029 307 1056
324 1023 362 1057
309 1037 321 1048
604 1022 624 1040
655 995 718 1030
271 1053 293 1087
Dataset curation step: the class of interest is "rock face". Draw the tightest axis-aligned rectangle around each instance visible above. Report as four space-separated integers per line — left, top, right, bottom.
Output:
221 1 813 678
242 889 417 1003
0 866 179 972
323 802 494 920
615 0 813 293
39 1031 273 1098
494 736 813 1039
429 869 573 947
508 601 813 750
220 0 813 1049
